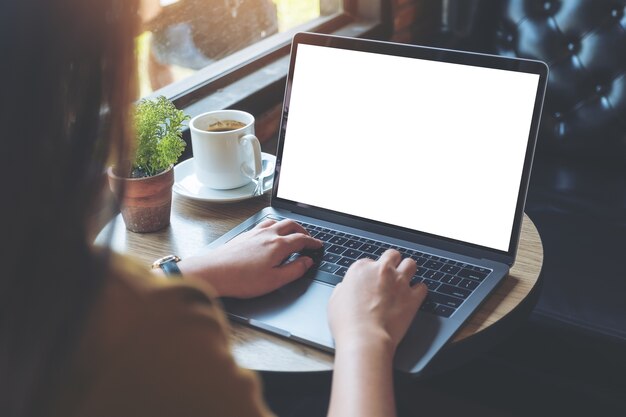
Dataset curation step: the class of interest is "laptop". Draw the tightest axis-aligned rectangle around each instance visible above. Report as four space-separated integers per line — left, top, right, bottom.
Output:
208 32 548 375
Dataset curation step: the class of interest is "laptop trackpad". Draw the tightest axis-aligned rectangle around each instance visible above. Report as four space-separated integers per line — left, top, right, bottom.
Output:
222 277 336 349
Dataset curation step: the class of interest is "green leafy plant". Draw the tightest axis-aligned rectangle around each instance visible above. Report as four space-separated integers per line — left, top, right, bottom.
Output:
132 96 189 178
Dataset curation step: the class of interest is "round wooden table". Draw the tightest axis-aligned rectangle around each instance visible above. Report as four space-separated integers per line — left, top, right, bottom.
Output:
98 193 543 373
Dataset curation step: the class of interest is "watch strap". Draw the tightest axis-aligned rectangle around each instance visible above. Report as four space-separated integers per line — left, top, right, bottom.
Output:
152 255 182 277
160 259 182 276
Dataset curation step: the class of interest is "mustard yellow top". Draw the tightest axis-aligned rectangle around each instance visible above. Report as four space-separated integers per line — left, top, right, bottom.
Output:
50 255 274 417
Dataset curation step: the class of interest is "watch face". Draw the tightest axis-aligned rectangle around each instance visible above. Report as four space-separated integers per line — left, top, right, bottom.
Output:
152 255 180 269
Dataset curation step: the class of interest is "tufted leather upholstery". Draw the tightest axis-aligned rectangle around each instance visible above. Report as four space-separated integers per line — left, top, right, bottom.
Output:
413 0 626 344
494 0 626 158
493 0 626 343
483 0 626 345
409 2 626 411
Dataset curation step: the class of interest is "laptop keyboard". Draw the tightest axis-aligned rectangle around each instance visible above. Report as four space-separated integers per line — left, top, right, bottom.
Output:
245 217 492 318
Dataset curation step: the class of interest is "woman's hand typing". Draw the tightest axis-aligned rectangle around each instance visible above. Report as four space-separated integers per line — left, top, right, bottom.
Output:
177 218 322 298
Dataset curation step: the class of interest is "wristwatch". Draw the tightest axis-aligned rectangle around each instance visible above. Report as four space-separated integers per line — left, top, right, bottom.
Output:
151 255 182 277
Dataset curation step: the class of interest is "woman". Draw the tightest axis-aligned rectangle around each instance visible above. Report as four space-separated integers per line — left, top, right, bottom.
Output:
0 0 427 416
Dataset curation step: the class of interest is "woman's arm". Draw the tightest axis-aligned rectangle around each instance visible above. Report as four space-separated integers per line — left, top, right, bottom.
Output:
330 338 396 417
327 250 428 417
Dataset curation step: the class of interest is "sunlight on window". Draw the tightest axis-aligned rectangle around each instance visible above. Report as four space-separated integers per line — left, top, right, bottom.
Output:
137 0 333 97
275 0 319 31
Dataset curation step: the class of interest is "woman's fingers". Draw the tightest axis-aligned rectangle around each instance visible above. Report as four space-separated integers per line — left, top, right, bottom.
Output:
411 282 429 303
378 249 402 267
274 256 315 287
396 257 418 279
271 219 310 236
280 233 323 253
255 218 277 229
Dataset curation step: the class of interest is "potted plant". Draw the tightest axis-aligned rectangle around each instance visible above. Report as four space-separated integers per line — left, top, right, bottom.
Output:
108 96 189 233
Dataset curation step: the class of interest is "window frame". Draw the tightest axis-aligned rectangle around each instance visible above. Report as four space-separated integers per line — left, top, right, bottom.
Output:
143 0 391 116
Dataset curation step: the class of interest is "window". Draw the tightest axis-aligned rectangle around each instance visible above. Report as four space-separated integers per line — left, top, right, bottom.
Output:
136 0 386 111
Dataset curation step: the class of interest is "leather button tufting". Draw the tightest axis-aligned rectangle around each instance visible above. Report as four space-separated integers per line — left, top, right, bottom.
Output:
496 23 516 45
531 0 560 17
566 41 577 52
542 0 558 14
459 0 625 155
610 8 622 19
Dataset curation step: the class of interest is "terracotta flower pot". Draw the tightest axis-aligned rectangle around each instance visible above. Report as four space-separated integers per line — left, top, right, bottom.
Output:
107 166 175 233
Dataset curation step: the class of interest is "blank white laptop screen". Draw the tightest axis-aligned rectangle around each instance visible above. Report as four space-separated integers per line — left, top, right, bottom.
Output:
277 44 540 252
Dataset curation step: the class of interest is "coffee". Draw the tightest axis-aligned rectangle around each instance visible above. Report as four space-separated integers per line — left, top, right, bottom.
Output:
206 119 246 132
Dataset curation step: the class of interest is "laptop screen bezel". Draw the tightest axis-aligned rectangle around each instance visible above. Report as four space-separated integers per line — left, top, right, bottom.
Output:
270 32 548 265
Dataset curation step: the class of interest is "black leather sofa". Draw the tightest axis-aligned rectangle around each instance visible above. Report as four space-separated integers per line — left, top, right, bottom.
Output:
409 0 626 414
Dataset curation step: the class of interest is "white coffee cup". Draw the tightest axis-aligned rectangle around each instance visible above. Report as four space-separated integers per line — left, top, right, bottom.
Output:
190 110 262 189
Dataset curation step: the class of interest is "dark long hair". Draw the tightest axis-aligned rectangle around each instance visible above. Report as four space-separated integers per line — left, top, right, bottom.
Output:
0 1 137 415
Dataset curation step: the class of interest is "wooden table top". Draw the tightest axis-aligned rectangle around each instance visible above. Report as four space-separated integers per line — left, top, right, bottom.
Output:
98 193 543 372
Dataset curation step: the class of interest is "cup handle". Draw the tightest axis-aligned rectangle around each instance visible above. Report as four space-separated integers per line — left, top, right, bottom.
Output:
239 134 262 178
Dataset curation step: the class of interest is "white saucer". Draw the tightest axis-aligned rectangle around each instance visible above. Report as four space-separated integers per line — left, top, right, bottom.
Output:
173 153 275 203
